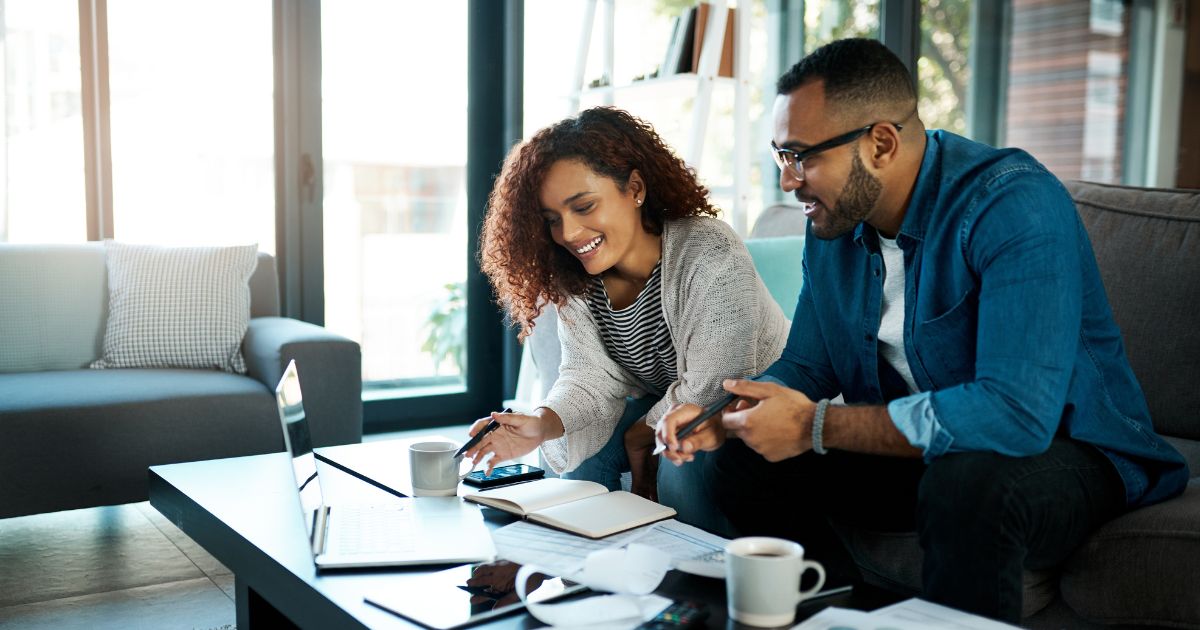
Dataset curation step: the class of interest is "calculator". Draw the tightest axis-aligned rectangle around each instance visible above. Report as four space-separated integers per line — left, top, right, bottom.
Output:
462 463 546 488
635 600 709 629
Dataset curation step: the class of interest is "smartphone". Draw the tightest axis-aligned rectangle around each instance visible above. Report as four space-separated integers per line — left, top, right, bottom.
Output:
463 464 546 489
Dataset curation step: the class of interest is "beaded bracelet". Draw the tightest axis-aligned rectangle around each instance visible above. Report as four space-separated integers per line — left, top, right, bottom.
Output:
812 398 831 455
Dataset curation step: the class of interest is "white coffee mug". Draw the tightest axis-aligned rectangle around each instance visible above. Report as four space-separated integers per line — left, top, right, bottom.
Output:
725 536 826 627
409 441 476 497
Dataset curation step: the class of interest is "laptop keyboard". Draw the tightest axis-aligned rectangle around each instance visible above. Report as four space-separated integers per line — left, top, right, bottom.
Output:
326 504 417 555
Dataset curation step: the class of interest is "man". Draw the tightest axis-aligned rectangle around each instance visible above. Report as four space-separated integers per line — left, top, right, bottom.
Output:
657 38 1188 623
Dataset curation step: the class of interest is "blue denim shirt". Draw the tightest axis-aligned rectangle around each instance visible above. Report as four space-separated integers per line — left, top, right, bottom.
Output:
762 130 1189 508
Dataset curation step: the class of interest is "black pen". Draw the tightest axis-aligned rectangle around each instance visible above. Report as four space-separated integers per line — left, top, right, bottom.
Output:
454 408 513 458
653 393 738 455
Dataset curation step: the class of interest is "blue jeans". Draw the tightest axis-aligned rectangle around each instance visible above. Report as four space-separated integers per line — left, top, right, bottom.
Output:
561 396 735 537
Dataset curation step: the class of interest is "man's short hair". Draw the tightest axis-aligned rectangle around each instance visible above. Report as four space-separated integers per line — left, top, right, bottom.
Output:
776 38 916 110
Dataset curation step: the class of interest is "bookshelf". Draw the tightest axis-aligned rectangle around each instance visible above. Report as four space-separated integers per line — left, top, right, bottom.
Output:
567 0 753 235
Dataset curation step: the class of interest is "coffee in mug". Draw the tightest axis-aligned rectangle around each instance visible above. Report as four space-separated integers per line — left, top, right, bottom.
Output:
725 536 826 627
409 441 476 497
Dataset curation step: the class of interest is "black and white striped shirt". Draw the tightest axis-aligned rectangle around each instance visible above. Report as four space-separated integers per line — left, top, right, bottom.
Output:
586 261 678 394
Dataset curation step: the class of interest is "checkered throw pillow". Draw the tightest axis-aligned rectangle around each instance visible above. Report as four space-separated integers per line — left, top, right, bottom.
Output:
91 242 258 373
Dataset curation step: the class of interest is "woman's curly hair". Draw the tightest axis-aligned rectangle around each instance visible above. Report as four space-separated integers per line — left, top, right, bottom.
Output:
480 107 719 340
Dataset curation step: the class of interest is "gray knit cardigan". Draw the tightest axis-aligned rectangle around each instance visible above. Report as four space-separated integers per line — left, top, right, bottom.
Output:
539 216 790 473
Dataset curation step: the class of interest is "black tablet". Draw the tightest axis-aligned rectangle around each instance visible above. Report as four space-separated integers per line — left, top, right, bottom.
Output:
365 560 586 629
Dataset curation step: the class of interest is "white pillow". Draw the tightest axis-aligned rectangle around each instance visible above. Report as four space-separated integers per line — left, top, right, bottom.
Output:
91 242 258 373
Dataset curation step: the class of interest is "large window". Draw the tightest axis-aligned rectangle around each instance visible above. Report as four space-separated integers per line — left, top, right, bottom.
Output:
805 0 879 49
0 0 85 243
321 1 470 395
919 0 970 134
1003 0 1131 183
107 1 274 250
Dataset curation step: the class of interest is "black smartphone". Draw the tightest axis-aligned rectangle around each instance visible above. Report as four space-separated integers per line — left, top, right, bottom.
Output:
463 464 546 489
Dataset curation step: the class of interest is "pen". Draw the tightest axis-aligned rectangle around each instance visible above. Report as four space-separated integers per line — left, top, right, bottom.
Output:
652 393 738 455
454 408 513 458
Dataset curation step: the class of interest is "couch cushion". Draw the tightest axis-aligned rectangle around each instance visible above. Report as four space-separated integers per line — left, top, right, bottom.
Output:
0 243 107 373
91 242 258 374
249 252 281 318
1060 478 1200 628
1066 181 1200 440
0 369 281 518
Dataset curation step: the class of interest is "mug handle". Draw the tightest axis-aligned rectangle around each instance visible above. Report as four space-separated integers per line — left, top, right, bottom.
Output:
796 560 826 602
456 450 481 481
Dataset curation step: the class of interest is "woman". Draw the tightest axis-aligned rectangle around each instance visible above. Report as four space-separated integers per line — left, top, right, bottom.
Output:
467 107 788 533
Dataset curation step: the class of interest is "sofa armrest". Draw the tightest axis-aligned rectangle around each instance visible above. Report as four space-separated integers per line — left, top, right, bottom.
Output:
243 316 362 447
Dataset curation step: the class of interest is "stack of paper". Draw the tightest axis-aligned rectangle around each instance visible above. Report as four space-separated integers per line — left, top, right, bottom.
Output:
794 598 1022 629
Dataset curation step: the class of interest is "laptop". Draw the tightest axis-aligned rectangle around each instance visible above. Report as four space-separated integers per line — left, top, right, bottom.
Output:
276 360 496 570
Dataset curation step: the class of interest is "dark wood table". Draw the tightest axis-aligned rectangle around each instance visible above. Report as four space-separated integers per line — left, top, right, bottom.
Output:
149 440 900 629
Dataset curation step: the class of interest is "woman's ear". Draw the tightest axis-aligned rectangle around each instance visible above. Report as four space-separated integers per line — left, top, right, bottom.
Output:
628 169 647 205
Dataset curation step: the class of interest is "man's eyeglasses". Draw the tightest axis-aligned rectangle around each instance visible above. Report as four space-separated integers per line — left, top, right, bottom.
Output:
770 121 904 183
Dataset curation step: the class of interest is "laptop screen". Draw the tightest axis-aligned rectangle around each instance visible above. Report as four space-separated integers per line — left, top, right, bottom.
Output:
276 360 325 539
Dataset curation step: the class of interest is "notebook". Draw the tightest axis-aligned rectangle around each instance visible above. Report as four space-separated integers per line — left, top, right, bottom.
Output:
464 477 675 539
277 360 496 569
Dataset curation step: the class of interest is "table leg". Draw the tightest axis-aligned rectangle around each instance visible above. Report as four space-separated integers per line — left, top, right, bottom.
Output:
236 575 299 629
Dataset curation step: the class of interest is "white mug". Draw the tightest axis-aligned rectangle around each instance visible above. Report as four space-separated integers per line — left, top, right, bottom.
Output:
409 441 476 497
725 536 826 627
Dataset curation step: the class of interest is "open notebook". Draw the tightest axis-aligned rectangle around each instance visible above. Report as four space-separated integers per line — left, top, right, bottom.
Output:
464 478 675 539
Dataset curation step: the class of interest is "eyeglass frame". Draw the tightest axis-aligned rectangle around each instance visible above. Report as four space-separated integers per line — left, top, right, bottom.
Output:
770 121 905 182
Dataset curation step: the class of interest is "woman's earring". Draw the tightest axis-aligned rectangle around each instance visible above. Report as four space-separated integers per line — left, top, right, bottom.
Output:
636 198 643 205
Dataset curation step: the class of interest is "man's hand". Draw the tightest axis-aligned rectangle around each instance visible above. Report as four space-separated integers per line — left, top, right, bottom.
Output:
721 379 814 462
623 421 659 501
464 411 553 474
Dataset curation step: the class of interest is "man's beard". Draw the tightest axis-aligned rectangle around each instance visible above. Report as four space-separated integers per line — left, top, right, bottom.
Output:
809 148 882 240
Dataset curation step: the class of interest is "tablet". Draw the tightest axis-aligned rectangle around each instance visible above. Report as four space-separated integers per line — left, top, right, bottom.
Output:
365 560 586 629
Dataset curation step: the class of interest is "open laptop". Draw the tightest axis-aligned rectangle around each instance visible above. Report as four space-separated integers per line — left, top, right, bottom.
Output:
276 360 496 570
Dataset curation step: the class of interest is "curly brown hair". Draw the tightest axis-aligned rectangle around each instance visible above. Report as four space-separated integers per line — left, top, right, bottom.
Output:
481 107 719 340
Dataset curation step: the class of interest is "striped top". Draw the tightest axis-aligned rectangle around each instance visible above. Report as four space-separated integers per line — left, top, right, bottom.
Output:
586 261 677 394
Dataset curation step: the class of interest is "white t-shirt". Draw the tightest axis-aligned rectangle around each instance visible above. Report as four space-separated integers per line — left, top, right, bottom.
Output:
877 235 918 394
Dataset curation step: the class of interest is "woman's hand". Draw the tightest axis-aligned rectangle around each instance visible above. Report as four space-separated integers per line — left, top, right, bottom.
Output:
623 421 659 501
464 411 550 474
655 396 745 466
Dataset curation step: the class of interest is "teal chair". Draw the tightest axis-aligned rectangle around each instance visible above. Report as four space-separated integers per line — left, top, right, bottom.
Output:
745 235 805 315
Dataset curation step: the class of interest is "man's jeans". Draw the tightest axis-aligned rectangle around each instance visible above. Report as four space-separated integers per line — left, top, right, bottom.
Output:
712 437 1126 623
562 395 735 536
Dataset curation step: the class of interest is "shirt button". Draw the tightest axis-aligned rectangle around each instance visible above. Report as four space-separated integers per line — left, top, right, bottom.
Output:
865 334 875 342
873 268 880 277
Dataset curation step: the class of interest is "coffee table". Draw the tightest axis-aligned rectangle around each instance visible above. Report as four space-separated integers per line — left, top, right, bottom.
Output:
149 440 900 628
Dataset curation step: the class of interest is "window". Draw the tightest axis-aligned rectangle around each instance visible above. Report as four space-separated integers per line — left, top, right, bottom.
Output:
919 0 971 135
105 2 274 250
0 1 85 243
321 1 470 394
1003 0 1131 183
804 0 879 50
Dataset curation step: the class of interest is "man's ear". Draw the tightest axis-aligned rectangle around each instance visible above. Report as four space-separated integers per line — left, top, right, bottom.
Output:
868 124 902 168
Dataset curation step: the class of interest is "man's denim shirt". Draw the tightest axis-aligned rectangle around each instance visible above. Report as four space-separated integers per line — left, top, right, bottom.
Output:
761 130 1189 508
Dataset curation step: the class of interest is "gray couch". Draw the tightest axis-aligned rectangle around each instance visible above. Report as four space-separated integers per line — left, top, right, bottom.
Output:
0 243 363 519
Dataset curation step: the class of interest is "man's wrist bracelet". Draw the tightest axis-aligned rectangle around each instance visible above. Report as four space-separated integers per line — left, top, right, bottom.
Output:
812 398 831 455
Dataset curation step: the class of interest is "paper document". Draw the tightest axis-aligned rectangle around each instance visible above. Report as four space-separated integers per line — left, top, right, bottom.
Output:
623 519 729 576
491 520 645 575
871 598 1021 629
793 599 1021 630
493 518 729 576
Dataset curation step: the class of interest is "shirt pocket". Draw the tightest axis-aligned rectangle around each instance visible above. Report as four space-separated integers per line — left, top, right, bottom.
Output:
915 290 977 387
